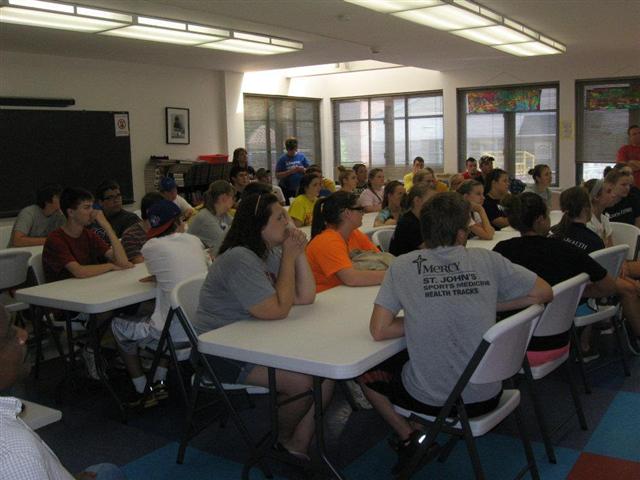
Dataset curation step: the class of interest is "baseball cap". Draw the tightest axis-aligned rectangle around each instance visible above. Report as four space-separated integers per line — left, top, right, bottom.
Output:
256 168 271 179
159 177 177 192
146 199 181 238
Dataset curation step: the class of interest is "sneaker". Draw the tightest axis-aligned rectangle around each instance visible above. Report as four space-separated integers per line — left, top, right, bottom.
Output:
345 380 373 410
391 431 439 475
152 380 169 400
81 347 100 380
623 319 640 356
580 347 600 363
126 390 158 409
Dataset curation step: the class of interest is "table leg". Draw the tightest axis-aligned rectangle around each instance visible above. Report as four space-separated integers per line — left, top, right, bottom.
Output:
313 376 346 480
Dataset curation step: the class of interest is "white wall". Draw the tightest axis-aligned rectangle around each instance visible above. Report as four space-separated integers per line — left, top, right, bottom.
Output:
0 51 228 213
236 58 639 188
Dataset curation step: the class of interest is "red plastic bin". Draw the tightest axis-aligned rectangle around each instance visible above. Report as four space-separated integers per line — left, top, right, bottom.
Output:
198 154 229 164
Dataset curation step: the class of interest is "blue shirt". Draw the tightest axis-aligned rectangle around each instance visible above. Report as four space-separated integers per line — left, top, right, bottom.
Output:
276 152 309 195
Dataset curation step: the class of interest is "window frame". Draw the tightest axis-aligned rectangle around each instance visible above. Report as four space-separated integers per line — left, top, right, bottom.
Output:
457 82 560 186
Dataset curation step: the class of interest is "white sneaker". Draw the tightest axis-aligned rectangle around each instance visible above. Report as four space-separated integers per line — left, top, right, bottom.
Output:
345 380 373 410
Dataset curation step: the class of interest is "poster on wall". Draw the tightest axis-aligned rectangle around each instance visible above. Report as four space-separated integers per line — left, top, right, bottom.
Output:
467 88 541 113
586 86 640 110
114 113 130 137
166 107 190 144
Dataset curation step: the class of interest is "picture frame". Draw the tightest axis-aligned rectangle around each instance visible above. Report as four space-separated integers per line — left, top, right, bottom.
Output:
165 107 190 144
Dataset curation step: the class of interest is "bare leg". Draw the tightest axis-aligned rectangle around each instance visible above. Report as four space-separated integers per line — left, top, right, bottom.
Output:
286 379 334 454
358 381 413 441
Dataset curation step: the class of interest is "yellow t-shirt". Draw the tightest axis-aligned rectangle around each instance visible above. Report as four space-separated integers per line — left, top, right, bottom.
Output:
403 172 414 191
289 195 316 226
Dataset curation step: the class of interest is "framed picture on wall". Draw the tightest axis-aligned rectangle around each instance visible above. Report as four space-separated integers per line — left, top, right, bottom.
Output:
166 107 190 144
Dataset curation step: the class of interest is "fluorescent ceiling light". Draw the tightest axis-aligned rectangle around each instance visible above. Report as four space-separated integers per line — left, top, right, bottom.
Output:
271 38 304 49
0 6 127 32
137 16 185 30
393 4 495 30
343 0 440 13
233 31 270 43
188 24 229 37
452 25 531 45
76 7 131 22
493 41 561 56
102 25 224 45
199 38 296 55
8 0 72 13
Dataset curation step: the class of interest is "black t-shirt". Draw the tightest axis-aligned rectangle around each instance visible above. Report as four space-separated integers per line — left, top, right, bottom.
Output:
389 211 421 257
494 235 607 350
106 209 140 238
604 196 640 225
482 196 506 230
553 222 605 254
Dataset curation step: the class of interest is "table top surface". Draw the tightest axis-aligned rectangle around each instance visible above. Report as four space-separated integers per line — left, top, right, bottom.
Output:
19 399 62 430
15 263 154 314
2 245 44 256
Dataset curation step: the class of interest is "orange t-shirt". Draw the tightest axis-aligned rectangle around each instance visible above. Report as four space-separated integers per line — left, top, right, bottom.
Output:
306 228 378 293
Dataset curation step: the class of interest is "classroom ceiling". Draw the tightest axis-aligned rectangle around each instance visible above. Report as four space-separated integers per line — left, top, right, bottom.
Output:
1 0 638 73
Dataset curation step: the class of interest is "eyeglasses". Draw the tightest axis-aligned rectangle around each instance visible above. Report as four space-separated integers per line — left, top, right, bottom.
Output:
102 193 122 201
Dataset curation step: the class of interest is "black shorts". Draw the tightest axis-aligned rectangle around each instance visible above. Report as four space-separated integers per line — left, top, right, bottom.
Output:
363 350 501 418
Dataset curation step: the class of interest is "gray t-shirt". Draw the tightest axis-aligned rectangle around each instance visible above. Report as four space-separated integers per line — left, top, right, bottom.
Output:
9 205 64 246
375 245 537 406
194 246 281 334
524 184 552 208
188 209 232 255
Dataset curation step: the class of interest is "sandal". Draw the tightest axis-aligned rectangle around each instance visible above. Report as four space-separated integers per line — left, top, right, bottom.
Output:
273 442 311 462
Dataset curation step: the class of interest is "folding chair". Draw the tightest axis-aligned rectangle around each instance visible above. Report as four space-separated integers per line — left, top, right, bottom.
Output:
548 210 563 227
0 249 31 314
610 221 640 260
573 245 630 393
520 273 589 464
393 304 544 480
371 227 396 253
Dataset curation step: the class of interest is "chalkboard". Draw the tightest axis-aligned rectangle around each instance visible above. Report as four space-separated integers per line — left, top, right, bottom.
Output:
0 109 133 218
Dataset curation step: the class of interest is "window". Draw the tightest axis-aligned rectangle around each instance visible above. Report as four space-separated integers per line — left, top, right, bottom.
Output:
576 77 640 182
243 95 321 171
458 85 559 185
333 92 443 180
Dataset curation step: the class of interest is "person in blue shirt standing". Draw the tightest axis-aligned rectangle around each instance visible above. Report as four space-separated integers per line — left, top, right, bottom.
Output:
276 137 309 202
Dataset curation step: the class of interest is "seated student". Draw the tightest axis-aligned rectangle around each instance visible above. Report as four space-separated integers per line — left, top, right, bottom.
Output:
256 168 286 205
306 191 385 292
524 164 553 208
494 192 616 366
288 173 321 228
402 156 424 191
448 173 465 193
112 200 209 406
0 306 127 480
457 179 494 240
8 183 64 247
374 180 405 227
583 177 619 246
337 166 357 194
95 180 140 238
388 183 436 257
423 167 448 193
159 177 195 220
359 192 552 473
603 166 640 228
462 156 482 180
43 187 133 282
353 163 369 197
194 193 325 459
306 165 336 196
120 192 165 263
188 180 234 256
552 186 640 356
483 168 510 230
358 168 386 213
229 165 251 205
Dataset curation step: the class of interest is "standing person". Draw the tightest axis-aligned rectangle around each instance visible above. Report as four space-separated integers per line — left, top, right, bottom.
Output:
479 155 494 184
43 187 133 282
524 164 553 208
306 191 384 292
231 147 255 178
388 183 436 256
275 137 309 201
0 306 128 480
617 125 640 187
256 168 286 205
403 157 425 191
112 200 209 406
159 177 195 220
8 183 64 247
358 168 385 213
188 180 235 256
359 192 552 474
195 193 328 460
229 166 251 204
337 166 357 194
483 168 510 230
95 180 140 238
353 163 368 196
374 180 405 227
288 173 322 228
120 191 165 263
457 179 494 240
462 157 482 180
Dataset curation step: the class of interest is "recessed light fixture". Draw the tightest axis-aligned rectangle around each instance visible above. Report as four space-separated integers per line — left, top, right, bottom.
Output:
0 0 303 55
344 0 565 56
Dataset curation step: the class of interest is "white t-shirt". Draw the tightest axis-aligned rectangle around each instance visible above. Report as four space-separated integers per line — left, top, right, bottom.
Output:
173 194 193 214
142 232 209 341
587 213 612 243
358 187 384 208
